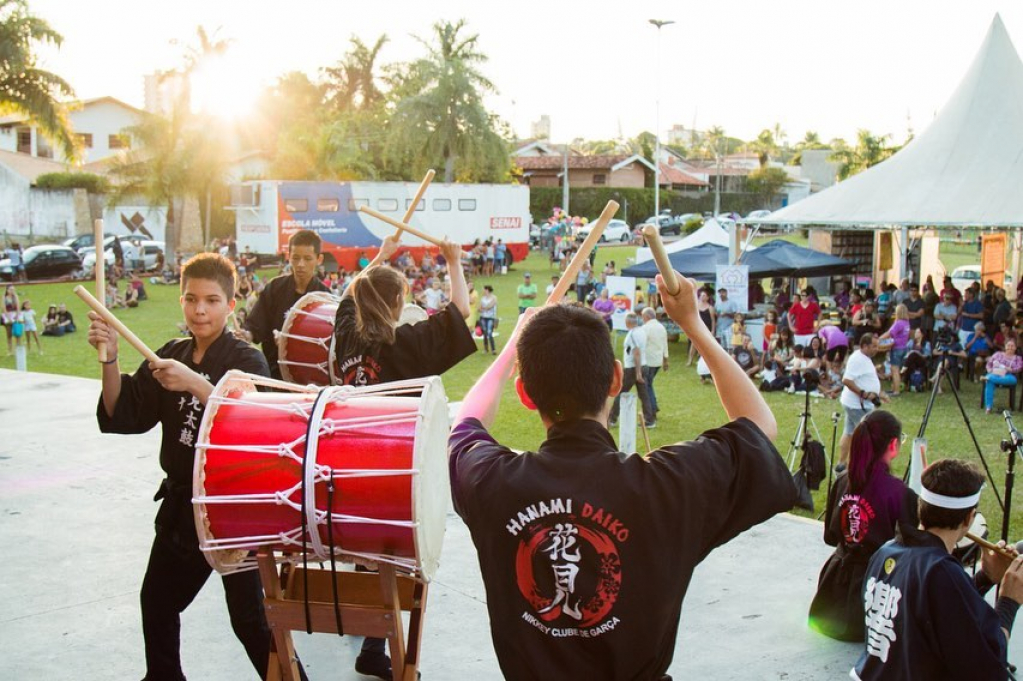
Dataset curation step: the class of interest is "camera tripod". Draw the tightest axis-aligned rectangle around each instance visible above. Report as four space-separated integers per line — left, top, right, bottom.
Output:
786 384 824 471
905 354 1005 531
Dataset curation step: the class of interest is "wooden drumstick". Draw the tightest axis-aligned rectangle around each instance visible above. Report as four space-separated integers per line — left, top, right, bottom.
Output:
358 206 446 247
73 285 160 363
395 169 436 237
546 200 619 305
966 532 1017 560
94 219 107 363
641 225 681 295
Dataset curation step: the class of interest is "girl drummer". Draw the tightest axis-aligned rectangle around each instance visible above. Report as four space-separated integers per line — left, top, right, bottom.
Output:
808 410 917 641
332 234 475 677
333 235 475 386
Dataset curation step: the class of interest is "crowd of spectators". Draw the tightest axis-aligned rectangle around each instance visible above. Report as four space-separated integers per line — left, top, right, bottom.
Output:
684 273 1018 416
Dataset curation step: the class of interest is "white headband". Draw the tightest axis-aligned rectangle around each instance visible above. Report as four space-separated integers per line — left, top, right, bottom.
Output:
920 485 983 510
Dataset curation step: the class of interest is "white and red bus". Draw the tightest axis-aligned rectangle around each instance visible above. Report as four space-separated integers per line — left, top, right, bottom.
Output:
231 180 530 271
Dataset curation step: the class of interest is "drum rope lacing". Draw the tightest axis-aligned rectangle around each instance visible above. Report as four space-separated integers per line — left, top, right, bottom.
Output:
196 373 433 578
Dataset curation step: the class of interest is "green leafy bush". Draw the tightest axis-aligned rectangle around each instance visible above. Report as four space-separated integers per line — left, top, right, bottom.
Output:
34 172 109 193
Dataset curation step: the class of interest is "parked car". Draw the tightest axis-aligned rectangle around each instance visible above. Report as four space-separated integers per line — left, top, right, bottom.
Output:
639 214 681 236
82 238 165 275
64 232 117 254
0 244 82 281
950 265 1014 294
746 209 773 220
578 218 631 242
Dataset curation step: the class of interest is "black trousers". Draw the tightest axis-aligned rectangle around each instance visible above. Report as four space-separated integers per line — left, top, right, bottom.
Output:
610 368 654 424
140 529 270 681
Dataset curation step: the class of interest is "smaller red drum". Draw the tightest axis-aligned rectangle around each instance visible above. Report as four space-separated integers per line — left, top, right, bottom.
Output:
192 371 450 580
277 292 338 386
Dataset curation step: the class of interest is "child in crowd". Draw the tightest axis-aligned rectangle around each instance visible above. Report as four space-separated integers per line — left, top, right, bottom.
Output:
730 312 746 351
19 300 41 353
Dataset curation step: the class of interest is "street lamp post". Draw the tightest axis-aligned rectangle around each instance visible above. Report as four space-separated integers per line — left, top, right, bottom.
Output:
649 19 674 221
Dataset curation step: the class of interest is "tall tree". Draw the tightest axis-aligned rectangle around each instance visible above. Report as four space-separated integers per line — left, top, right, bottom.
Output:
0 0 77 161
829 129 897 180
386 19 509 182
323 35 388 113
749 128 778 168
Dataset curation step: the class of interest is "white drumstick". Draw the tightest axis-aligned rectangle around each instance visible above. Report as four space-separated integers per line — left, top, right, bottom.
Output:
546 200 619 305
358 206 446 247
94 219 107 362
395 169 436 238
641 225 681 295
74 285 160 363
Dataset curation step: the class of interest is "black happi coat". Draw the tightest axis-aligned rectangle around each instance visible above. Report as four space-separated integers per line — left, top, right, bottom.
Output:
97 331 269 538
449 417 797 681
245 273 329 379
332 296 475 386
809 470 917 641
853 523 1008 680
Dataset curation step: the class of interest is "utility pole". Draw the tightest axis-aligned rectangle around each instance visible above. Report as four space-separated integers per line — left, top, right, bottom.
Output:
649 19 674 220
562 143 570 214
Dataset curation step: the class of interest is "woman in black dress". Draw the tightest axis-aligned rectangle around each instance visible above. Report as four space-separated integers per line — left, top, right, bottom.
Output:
808 410 917 641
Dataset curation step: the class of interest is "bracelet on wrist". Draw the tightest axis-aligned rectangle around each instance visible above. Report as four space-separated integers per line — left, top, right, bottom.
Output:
100 356 118 365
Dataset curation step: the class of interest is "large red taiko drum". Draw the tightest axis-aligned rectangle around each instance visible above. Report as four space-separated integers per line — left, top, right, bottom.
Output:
192 371 449 580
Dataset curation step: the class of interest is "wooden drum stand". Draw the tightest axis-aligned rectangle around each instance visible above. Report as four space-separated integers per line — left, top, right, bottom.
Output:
258 549 428 681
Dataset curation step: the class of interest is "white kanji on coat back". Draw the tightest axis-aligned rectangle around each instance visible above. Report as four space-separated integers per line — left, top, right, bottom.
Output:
863 576 902 663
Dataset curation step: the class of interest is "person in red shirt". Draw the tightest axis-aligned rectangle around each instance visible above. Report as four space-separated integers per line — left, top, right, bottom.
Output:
788 291 821 345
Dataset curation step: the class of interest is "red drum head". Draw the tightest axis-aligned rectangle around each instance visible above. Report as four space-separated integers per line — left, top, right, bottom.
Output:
277 292 338 386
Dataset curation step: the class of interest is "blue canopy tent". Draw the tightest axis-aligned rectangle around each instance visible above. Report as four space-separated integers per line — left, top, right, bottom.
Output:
621 243 730 281
737 240 857 278
622 240 855 281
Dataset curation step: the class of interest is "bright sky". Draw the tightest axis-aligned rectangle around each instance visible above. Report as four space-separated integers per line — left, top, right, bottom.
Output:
30 0 1023 146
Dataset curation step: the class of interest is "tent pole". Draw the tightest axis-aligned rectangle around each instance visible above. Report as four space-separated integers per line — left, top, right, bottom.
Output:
900 225 910 283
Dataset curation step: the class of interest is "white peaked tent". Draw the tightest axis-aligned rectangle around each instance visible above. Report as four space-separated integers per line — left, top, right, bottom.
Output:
635 218 730 263
754 15 1023 228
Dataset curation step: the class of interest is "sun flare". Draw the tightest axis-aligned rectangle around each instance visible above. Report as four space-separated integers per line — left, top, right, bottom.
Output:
189 55 261 120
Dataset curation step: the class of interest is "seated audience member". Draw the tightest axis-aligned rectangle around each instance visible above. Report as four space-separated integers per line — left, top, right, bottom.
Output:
965 322 992 378
994 321 1019 352
810 411 916 641
982 339 1023 414
732 333 761 378
449 274 796 681
125 283 140 308
852 459 1023 679
903 329 932 393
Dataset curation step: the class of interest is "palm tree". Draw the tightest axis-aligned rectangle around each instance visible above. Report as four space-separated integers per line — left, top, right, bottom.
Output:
386 20 509 182
323 35 388 112
749 129 777 168
0 0 77 161
107 103 191 259
829 129 897 180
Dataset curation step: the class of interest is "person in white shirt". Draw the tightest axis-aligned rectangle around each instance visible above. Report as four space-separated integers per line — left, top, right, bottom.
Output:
839 333 889 465
715 288 739 347
546 275 558 298
422 279 447 314
641 307 670 417
609 312 656 428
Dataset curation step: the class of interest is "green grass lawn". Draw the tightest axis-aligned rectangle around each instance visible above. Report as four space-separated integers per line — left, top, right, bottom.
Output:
4 243 1021 534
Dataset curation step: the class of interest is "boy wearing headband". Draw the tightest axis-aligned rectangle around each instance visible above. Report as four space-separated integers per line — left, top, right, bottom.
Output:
853 459 1023 680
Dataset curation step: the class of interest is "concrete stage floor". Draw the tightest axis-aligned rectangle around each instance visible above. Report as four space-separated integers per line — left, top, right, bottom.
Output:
2 368 1017 680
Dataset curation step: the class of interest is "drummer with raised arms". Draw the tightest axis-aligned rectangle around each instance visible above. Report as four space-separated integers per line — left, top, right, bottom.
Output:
332 233 476 679
86 253 294 680
240 229 329 379
333 234 475 387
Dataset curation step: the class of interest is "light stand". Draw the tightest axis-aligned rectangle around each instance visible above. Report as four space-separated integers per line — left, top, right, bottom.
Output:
786 383 823 471
1000 411 1023 542
817 412 842 521
906 355 1005 529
